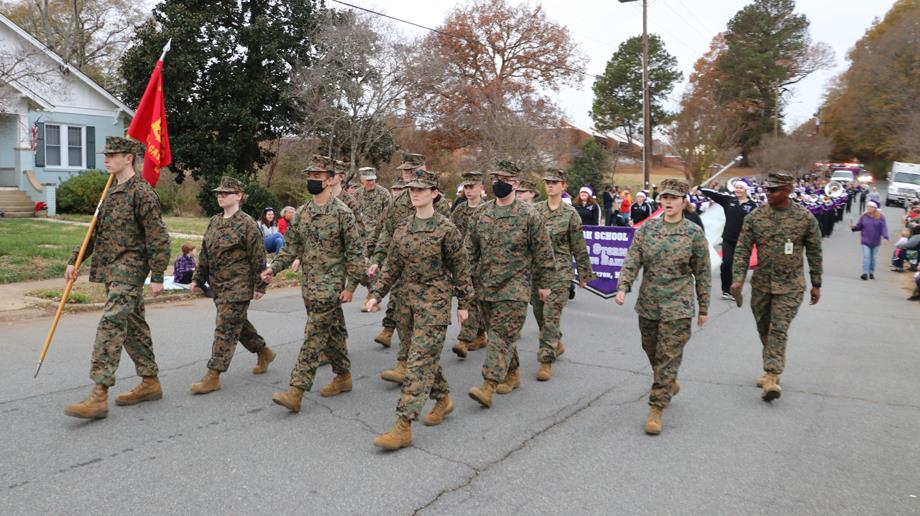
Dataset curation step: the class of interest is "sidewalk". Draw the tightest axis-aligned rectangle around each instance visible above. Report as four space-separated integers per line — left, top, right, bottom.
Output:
38 217 202 240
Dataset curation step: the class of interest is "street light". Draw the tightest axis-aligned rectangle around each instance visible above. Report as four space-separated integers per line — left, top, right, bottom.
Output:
618 0 651 189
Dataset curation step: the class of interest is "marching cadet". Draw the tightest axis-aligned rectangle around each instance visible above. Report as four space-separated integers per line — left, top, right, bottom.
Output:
731 171 822 402
355 166 392 311
368 153 426 382
64 136 170 419
513 169 594 388
616 178 710 435
332 160 365 251
365 169 474 450
515 180 539 203
466 161 555 409
188 177 275 394
263 156 363 412
450 171 488 359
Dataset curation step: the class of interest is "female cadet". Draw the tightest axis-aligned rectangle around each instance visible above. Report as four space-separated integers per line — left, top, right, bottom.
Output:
615 178 710 435
365 169 474 451
499 169 594 392
189 177 275 394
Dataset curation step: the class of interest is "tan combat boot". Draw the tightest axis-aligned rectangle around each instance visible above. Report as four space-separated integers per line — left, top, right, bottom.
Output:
423 395 454 426
756 372 769 387
555 341 565 357
373 417 412 450
495 369 520 395
190 369 221 395
320 373 352 397
469 380 497 408
381 361 407 384
252 346 276 374
374 327 394 348
671 380 680 397
272 386 305 412
64 384 109 419
645 406 663 435
451 341 470 359
536 363 553 381
761 373 782 401
468 334 487 351
115 376 163 406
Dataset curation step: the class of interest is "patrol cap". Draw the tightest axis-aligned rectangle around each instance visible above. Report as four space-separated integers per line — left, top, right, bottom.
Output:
334 160 349 175
489 160 521 179
100 136 143 155
358 167 377 180
763 171 795 188
212 176 246 193
303 155 334 174
461 170 484 186
405 169 439 189
543 168 567 182
658 178 690 197
517 180 538 193
347 178 360 189
396 153 426 170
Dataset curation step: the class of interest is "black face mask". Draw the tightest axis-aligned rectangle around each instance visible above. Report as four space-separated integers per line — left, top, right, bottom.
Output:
307 179 325 195
493 180 514 198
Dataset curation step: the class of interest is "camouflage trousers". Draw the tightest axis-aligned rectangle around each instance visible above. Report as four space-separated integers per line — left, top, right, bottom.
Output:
639 317 691 408
530 282 569 364
206 301 266 372
480 300 528 383
750 288 803 375
382 292 398 329
394 306 449 421
456 298 486 343
289 302 350 391
90 282 158 387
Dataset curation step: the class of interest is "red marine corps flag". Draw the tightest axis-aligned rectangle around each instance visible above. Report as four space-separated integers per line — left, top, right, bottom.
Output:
127 40 172 187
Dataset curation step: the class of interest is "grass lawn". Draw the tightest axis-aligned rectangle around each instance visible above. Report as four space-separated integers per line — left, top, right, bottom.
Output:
0 219 199 284
27 283 191 305
56 214 211 236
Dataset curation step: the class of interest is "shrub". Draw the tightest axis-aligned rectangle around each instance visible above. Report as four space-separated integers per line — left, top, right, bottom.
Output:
57 170 108 213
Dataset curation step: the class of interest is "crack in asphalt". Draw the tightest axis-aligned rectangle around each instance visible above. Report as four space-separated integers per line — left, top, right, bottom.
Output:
410 381 648 515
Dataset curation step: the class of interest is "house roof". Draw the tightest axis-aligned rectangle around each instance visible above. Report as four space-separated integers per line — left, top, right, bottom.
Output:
0 12 134 116
557 119 634 146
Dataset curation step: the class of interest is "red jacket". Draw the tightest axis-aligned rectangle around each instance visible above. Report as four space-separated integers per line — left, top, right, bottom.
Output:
278 217 288 235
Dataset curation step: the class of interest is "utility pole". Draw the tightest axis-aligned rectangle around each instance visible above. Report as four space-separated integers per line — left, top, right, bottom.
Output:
619 0 651 189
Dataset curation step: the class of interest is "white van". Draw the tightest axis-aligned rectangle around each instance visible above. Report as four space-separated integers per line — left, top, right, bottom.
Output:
886 162 920 206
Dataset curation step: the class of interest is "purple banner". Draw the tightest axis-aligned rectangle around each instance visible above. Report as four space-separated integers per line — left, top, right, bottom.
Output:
575 225 635 299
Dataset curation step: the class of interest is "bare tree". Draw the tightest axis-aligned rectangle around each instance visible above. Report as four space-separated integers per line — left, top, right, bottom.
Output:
0 44 59 112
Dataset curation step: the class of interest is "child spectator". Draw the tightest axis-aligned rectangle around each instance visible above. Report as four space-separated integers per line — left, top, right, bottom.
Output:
174 243 197 284
892 229 911 272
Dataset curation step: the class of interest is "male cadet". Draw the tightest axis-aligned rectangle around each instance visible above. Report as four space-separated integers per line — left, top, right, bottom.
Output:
332 160 365 251
355 166 392 310
515 180 539 203
264 155 363 412
367 153 425 357
64 136 170 419
450 170 488 358
731 171 823 402
466 161 555 408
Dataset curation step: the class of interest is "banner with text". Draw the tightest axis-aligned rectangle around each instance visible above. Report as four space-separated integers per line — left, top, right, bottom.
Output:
575 225 635 299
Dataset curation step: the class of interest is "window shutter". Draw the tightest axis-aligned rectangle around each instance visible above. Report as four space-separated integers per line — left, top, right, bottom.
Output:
34 123 45 167
85 126 95 169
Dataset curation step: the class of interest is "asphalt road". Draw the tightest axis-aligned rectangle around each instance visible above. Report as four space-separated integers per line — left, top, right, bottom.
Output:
2 199 918 515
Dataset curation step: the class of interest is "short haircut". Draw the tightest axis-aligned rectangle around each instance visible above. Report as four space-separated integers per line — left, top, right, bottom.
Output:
181 242 196 255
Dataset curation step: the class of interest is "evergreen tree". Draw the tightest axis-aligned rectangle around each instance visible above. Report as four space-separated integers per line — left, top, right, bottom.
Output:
567 139 608 197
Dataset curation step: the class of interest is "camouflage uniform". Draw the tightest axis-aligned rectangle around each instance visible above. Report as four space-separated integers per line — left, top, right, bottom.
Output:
451 171 486 344
193 193 268 373
68 138 170 387
467 195 555 383
369 171 473 421
531 189 595 363
373 188 413 332
355 180 392 259
618 180 710 408
733 183 822 375
270 196 363 391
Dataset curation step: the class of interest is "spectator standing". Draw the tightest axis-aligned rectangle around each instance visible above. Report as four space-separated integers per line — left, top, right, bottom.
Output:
173 243 197 284
619 189 632 224
850 201 889 280
258 207 284 254
858 187 868 213
602 185 615 225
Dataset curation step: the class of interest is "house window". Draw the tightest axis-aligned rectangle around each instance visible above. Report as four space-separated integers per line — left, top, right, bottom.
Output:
44 124 84 168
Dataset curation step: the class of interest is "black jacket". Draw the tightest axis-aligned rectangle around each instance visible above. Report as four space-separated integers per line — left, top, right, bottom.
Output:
701 188 757 242
630 202 652 225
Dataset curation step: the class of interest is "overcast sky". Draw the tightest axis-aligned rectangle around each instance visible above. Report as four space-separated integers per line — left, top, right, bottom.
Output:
326 0 897 133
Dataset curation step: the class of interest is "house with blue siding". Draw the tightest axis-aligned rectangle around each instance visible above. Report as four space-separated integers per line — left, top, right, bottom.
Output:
0 13 134 216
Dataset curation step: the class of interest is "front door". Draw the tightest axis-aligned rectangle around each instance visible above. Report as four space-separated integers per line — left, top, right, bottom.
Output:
0 115 18 186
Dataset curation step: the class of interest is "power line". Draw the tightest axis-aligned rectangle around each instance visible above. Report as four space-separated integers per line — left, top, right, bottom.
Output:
328 0 600 80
